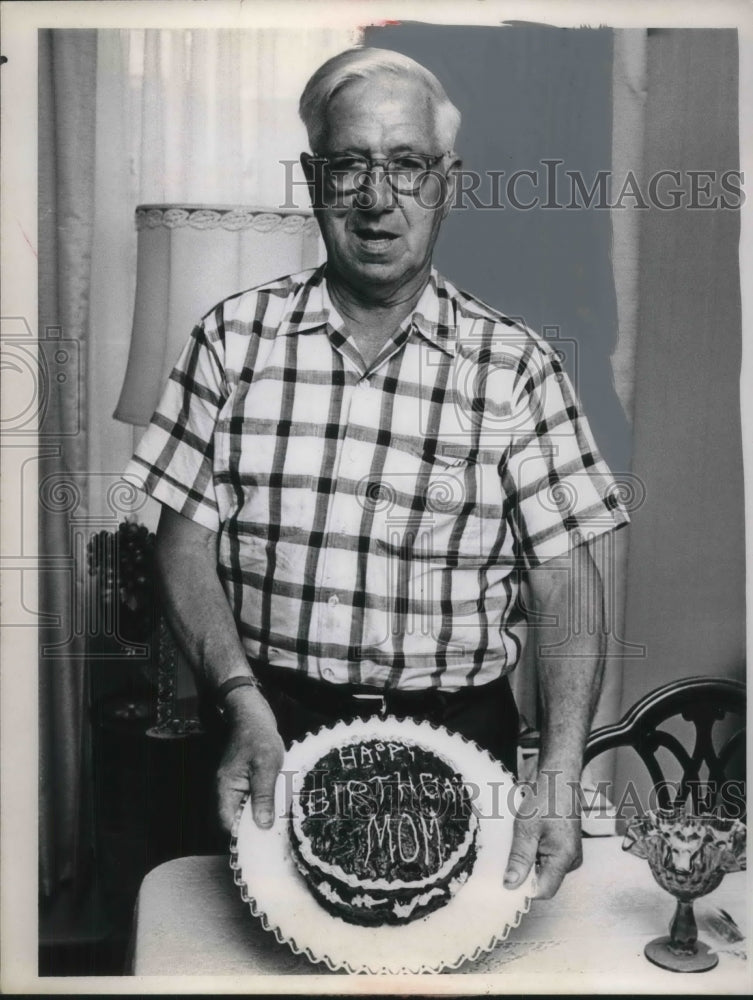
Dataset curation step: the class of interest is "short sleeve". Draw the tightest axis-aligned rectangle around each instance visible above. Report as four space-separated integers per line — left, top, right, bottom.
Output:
122 318 228 532
502 344 630 568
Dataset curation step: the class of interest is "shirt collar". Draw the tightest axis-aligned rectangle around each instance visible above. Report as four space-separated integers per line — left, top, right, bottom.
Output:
279 264 458 357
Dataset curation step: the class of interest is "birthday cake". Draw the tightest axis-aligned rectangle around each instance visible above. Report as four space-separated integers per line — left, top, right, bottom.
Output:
289 737 479 925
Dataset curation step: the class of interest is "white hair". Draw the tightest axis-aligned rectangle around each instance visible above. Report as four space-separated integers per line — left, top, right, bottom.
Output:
299 47 461 153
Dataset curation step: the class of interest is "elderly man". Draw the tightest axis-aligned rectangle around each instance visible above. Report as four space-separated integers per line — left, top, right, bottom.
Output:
125 47 628 899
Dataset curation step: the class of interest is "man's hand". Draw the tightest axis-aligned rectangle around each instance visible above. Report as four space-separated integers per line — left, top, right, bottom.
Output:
503 770 582 899
216 685 285 833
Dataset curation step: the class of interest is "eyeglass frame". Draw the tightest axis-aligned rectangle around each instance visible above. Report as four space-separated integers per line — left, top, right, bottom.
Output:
307 150 454 196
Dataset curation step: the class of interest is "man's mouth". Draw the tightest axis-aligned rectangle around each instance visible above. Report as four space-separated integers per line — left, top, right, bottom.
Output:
352 228 400 252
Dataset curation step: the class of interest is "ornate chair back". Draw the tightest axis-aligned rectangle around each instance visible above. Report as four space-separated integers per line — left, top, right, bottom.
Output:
584 676 746 818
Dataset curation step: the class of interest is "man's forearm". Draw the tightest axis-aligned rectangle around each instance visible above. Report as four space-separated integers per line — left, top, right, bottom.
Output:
536 626 605 778
155 506 253 691
532 542 606 777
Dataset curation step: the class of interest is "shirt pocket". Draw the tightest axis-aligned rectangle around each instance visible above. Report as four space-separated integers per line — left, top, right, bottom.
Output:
370 444 504 566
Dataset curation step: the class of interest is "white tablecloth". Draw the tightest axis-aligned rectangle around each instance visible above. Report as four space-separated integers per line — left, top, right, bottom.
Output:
130 838 750 991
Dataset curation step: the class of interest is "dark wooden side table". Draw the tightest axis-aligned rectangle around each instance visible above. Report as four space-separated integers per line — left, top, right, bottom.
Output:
91 692 223 939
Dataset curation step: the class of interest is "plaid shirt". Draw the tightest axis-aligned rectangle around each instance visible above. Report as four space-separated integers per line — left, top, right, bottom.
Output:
125 265 629 691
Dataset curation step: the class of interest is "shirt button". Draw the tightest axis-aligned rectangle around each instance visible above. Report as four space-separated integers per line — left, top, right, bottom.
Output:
323 667 335 680
328 594 339 607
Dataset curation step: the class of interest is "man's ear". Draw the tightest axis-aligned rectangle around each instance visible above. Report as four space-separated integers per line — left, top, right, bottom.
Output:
300 151 315 184
300 152 323 209
441 155 463 219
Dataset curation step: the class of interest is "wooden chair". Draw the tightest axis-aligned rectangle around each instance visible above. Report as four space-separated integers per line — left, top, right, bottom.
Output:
584 676 746 818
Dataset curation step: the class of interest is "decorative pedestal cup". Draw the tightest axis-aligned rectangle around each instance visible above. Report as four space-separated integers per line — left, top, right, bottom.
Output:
623 807 746 972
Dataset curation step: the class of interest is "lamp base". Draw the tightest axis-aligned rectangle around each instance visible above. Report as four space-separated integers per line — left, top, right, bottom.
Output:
644 936 719 973
147 718 204 740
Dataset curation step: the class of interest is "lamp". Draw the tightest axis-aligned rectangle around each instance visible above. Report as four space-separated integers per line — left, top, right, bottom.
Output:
115 204 324 425
115 205 324 735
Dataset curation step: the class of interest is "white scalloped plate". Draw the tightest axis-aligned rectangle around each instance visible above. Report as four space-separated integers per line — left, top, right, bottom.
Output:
230 716 536 974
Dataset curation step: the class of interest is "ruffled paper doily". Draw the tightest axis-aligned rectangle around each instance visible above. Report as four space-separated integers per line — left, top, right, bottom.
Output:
230 716 536 974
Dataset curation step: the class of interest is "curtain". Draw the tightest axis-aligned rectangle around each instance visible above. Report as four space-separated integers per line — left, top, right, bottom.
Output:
594 29 648 734
610 31 648 425
617 29 745 785
38 29 98 898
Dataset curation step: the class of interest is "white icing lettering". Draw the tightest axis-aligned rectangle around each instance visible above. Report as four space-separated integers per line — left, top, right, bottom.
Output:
307 787 330 816
332 780 344 815
441 776 460 810
363 811 446 868
371 774 388 805
387 741 414 762
395 770 415 809
397 813 420 863
359 744 374 765
419 813 443 866
338 745 358 768
365 814 394 866
346 779 375 818
419 773 440 797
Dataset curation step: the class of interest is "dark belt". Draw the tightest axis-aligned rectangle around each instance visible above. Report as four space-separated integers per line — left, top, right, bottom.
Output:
250 659 508 721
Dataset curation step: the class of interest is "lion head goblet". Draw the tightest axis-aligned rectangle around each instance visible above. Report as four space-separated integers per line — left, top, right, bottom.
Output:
623 807 746 972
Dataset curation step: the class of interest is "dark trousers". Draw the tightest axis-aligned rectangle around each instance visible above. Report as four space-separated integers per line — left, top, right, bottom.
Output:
251 662 520 777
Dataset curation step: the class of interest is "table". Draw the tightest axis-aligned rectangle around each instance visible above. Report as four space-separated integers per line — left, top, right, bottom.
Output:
129 838 749 990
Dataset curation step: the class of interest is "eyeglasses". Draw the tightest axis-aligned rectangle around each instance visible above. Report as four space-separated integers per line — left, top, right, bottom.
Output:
311 151 450 194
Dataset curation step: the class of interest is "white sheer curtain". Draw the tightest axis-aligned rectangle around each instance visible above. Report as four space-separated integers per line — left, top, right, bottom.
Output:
87 28 356 522
39 28 98 900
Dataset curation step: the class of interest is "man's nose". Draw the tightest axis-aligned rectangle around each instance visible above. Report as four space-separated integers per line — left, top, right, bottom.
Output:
353 169 397 213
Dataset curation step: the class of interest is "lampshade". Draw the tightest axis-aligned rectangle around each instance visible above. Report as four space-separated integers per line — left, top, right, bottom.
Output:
114 205 324 425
